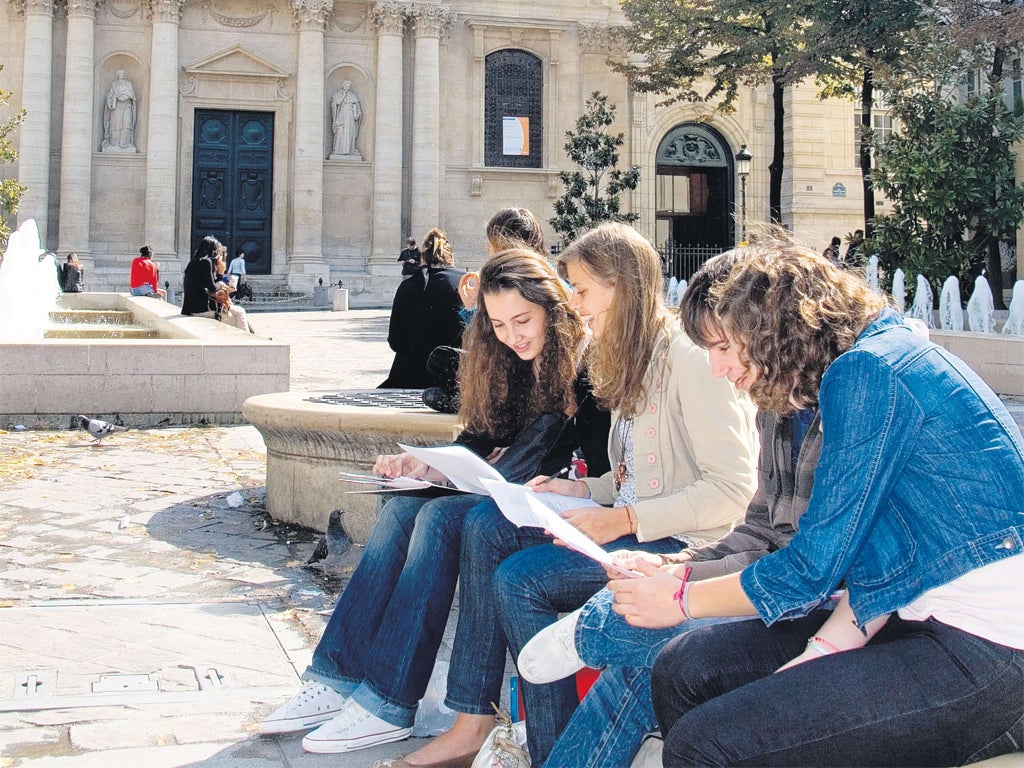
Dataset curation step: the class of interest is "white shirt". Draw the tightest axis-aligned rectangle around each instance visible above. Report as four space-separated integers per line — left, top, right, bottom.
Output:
898 553 1024 649
227 257 246 276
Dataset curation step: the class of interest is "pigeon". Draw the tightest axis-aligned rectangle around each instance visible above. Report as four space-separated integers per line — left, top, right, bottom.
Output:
78 415 127 443
306 509 352 575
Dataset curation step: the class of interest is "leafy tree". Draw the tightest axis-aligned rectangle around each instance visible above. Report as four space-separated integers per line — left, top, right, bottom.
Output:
810 0 928 236
0 65 26 248
616 0 823 224
868 86 1024 303
550 92 640 245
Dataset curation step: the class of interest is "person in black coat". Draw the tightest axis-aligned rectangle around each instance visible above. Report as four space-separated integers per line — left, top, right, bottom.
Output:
380 228 465 388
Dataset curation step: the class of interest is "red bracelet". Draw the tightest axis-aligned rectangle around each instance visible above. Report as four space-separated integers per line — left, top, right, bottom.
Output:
672 566 693 619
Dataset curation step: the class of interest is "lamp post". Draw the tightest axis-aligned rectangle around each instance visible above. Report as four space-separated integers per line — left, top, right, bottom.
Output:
735 144 752 244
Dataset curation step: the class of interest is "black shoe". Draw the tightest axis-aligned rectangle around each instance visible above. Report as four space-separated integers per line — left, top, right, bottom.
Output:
423 386 458 414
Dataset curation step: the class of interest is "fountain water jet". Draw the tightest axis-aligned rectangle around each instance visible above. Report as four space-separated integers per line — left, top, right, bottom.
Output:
966 275 995 333
939 276 964 331
892 269 906 314
908 274 934 328
0 220 60 341
866 255 880 293
1002 280 1024 336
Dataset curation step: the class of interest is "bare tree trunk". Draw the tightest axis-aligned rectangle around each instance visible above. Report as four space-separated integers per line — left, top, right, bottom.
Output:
769 74 784 224
986 45 1007 309
860 64 876 237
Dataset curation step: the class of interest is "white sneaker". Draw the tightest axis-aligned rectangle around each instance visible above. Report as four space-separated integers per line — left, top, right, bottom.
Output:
259 683 348 735
301 699 412 754
517 608 586 684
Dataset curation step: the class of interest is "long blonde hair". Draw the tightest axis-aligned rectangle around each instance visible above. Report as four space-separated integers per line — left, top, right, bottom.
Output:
556 223 675 417
459 248 586 441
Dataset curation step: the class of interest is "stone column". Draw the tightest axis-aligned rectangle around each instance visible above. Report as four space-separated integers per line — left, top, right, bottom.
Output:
145 0 185 284
287 0 333 291
408 4 451 240
57 0 98 268
368 1 406 272
16 0 55 246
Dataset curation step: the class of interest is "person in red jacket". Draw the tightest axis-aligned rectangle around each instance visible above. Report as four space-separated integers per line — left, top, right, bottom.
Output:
129 245 167 299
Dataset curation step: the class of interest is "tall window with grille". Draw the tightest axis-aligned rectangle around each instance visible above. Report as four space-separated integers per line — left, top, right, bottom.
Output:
853 110 893 169
484 49 543 168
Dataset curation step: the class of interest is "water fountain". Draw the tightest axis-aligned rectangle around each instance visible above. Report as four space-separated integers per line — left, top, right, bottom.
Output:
866 255 880 293
938 276 964 331
892 269 906 314
1002 280 1024 336
966 275 995 333
908 274 934 328
0 219 289 428
0 220 60 341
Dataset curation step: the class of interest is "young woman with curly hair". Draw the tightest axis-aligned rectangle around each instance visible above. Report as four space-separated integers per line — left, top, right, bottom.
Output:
611 232 1024 767
400 222 759 768
259 248 611 759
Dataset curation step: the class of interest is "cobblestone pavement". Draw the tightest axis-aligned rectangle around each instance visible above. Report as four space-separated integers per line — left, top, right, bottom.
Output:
0 310 449 767
1 310 1022 767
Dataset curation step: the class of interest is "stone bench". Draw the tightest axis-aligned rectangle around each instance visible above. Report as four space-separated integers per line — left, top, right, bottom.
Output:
242 389 459 542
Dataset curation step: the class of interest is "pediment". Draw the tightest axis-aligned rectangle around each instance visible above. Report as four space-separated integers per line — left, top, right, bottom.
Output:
183 45 290 80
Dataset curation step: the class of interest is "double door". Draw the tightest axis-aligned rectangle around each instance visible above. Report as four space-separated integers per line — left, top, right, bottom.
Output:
191 110 273 274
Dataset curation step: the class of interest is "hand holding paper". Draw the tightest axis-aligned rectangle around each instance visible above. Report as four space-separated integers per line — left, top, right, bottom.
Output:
480 479 641 578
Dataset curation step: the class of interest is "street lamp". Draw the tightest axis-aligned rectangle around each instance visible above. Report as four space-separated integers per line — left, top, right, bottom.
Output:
735 144 752 244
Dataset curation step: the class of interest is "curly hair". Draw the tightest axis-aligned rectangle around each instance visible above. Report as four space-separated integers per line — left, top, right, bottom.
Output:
458 248 586 442
485 208 547 255
421 228 454 267
556 223 676 417
680 249 749 346
706 229 887 413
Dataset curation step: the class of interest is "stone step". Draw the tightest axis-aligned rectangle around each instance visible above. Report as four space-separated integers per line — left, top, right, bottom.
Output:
44 325 159 339
49 309 135 325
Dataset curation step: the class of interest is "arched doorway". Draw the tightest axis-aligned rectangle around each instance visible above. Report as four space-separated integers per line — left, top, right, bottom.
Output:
654 124 734 280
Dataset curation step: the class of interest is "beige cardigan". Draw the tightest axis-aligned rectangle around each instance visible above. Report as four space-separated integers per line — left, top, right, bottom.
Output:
580 329 759 543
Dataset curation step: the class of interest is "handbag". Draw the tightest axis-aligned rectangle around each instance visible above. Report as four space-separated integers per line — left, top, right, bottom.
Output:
470 706 530 768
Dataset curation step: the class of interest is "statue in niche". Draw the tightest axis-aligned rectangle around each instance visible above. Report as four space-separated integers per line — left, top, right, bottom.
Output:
329 81 362 159
101 69 138 152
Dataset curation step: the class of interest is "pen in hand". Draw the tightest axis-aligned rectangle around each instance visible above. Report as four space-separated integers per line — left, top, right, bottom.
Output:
538 467 570 484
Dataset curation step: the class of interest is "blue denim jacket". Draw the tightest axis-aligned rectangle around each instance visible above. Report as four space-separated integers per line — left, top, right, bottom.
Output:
742 310 1024 626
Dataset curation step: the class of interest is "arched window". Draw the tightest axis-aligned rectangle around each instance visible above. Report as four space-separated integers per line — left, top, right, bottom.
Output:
485 49 543 168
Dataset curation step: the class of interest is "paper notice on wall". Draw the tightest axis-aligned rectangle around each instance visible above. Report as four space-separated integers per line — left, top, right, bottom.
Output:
502 117 529 156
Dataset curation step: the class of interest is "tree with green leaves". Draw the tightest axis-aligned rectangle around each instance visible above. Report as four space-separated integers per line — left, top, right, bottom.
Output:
550 92 640 245
616 0 823 224
810 0 927 236
869 85 1024 303
0 65 26 248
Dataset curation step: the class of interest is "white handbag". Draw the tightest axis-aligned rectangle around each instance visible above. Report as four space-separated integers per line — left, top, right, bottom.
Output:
470 707 531 768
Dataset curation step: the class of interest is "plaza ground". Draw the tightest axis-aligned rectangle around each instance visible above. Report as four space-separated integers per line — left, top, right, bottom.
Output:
1 310 1022 767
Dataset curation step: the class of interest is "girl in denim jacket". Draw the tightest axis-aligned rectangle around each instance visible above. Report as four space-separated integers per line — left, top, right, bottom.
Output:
616 231 1024 767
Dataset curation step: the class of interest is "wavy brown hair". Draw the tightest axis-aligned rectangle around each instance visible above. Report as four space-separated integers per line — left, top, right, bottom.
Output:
458 248 586 442
556 222 675 417
485 208 546 254
421 228 454 267
704 229 887 413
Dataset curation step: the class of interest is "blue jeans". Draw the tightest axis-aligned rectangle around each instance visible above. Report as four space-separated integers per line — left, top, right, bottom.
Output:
304 492 483 728
652 612 1024 767
446 500 552 715
546 587 748 768
489 521 681 766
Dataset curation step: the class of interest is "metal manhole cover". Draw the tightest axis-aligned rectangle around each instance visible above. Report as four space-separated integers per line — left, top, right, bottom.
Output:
0 602 303 710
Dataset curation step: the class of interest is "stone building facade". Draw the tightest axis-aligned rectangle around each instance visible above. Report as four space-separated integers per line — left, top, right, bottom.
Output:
1 0 1020 304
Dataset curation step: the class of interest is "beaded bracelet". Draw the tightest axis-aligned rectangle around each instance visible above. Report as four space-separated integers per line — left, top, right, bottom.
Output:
806 635 842 656
671 566 694 619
